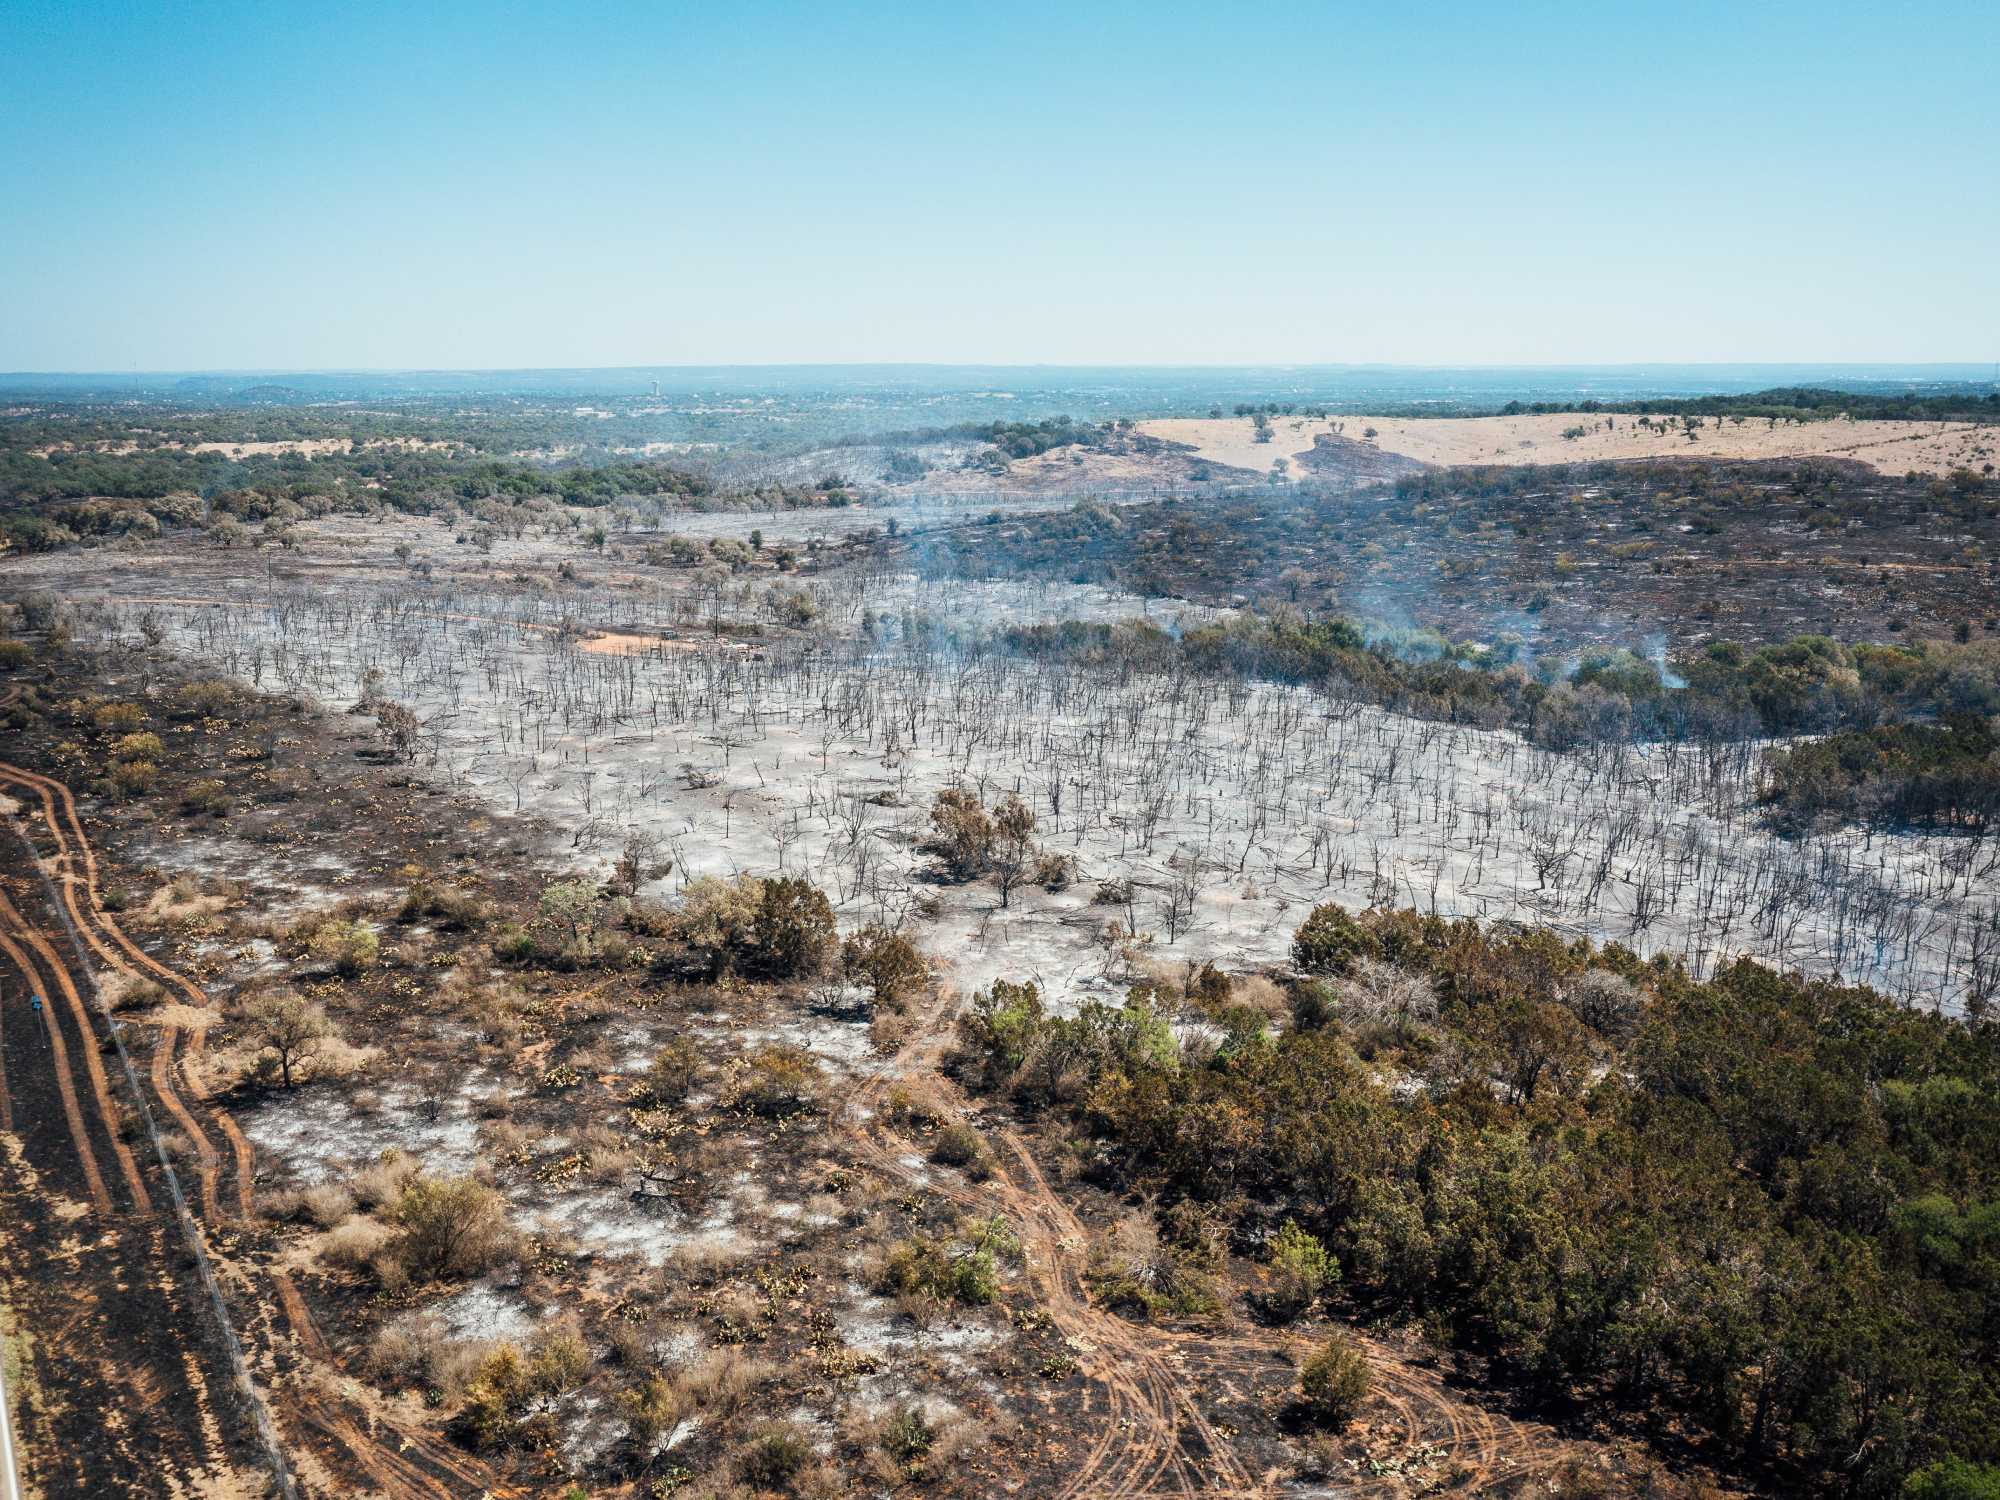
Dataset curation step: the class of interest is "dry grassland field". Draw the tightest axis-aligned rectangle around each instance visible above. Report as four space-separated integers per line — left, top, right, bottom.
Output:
1139 412 1997 479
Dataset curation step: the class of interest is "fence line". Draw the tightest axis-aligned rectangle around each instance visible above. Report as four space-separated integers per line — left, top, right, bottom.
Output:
9 818 299 1500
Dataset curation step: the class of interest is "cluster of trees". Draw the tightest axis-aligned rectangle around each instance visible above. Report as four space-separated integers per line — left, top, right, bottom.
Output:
956 906 2000 1496
1760 714 2000 833
0 434 723 552
995 612 2000 756
834 416 1108 459
926 787 1067 905
1230 402 1333 418
491 870 930 1014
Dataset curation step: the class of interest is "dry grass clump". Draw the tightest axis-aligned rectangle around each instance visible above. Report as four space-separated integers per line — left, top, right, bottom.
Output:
848 1403 990 1485
367 1311 489 1400
869 1216 1013 1310
927 1119 990 1178
1085 1213 1220 1321
454 1321 597 1450
1232 973 1290 1023
735 1422 826 1492
666 1240 745 1289
881 1079 949 1130
606 1313 677 1370
99 972 168 1012
643 1036 703 1104
480 1117 531 1160
287 912 380 976
144 876 230 924
321 1216 396 1272
263 1182 356 1229
679 1347 774 1419
619 1346 776 1462
441 970 531 1050
717 1044 825 1118
396 875 489 931
580 1122 638 1182
350 1149 423 1211
868 1006 914 1052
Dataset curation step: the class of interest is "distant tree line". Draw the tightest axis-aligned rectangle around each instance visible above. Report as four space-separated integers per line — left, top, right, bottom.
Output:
1497 386 2000 423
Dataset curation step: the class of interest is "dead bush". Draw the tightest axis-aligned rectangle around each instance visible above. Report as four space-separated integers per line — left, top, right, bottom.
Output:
349 1150 422 1212
644 1037 703 1104
368 1312 488 1399
717 1044 824 1118
321 1217 395 1273
1561 968 1646 1040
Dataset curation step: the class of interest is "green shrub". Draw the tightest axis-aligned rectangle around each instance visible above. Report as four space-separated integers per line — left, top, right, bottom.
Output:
877 1233 999 1307
750 875 835 978
929 1120 988 1175
1265 1220 1337 1322
1297 1334 1371 1429
1291 902 1373 976
390 1174 516 1281
1906 1459 2000 1500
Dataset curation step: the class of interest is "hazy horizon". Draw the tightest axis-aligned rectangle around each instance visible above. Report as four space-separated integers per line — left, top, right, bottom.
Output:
6 361 1997 378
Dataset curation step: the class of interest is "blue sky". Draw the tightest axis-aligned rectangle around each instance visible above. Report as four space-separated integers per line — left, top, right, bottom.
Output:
3 0 1994 369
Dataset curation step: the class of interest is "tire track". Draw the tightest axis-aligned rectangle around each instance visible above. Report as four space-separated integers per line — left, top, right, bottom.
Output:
0 877 247 1489
0 762 239 1219
841 978 1570 1497
0 910 114 1213
0 755 517 1498
843 989 1262 1500
0 887 151 1211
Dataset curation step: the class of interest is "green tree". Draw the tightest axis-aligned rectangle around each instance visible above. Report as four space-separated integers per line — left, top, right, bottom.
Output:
751 876 835 978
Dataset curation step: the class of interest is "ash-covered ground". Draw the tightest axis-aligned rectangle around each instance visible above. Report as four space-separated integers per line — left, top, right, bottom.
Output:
36 515 1997 1013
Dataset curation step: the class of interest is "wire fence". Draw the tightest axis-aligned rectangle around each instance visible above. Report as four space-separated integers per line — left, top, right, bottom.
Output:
10 818 299 1500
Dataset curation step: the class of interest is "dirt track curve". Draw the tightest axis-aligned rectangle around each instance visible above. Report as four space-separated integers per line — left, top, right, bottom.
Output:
840 981 1566 1497
0 718 514 1497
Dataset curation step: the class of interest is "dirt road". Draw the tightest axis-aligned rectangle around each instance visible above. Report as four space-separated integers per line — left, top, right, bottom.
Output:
0 742 514 1497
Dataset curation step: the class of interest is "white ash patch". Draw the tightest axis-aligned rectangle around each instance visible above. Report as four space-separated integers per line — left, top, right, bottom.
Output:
524 1186 749 1267
432 1283 538 1343
560 1392 618 1469
240 1078 482 1185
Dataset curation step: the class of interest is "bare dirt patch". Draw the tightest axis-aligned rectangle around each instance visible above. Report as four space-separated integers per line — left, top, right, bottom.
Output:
1140 411 1996 478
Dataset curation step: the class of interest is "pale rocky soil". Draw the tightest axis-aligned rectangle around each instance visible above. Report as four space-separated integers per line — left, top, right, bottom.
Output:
1140 411 1998 478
